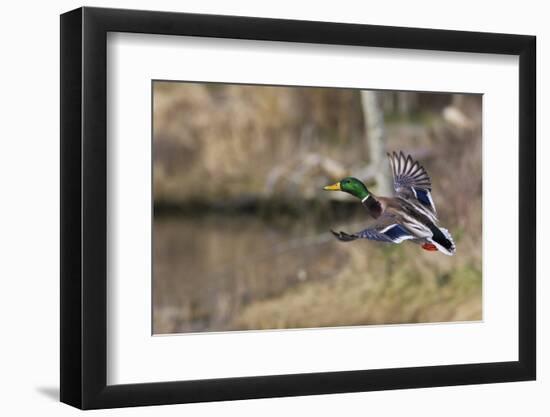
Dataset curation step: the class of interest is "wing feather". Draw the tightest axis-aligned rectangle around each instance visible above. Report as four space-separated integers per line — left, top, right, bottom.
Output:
387 151 436 213
331 214 415 244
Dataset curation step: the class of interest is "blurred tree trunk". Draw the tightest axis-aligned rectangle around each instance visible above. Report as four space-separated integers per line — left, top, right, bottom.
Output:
360 91 392 195
397 91 417 115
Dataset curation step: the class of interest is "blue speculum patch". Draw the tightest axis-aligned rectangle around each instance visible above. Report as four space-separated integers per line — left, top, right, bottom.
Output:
415 188 431 207
384 224 411 241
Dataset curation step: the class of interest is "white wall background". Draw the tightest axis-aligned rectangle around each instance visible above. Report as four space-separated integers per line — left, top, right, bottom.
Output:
0 0 545 415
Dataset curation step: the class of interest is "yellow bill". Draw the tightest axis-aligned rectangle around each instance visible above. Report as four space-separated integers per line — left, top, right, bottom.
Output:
323 182 341 191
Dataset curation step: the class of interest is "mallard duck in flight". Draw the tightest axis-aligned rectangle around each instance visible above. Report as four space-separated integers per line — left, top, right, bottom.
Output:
323 151 456 256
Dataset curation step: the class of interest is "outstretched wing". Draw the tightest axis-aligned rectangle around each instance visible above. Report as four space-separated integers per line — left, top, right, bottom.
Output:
387 151 436 213
331 214 415 244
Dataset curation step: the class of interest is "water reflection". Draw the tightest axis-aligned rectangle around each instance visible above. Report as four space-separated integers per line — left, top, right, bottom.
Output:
153 214 348 334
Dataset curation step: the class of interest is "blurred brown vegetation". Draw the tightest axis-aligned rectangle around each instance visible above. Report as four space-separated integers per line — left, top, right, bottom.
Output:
153 81 482 334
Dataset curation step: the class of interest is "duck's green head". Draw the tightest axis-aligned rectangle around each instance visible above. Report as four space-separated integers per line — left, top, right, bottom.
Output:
323 177 369 200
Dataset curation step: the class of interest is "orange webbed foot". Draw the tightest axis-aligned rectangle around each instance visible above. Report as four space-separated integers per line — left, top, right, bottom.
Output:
422 243 438 252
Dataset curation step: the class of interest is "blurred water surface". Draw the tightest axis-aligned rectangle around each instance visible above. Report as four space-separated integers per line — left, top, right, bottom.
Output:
153 214 347 333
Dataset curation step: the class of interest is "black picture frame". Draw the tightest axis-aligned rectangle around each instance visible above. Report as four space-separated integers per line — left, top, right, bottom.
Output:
60 6 536 410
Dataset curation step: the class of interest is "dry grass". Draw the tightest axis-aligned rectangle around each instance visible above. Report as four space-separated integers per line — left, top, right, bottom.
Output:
232 239 482 330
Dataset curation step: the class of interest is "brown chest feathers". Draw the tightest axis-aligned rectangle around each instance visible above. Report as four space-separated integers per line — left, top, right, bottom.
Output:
361 195 383 218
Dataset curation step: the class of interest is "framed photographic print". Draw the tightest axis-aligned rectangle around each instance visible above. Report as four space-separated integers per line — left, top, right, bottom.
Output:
60 6 536 409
